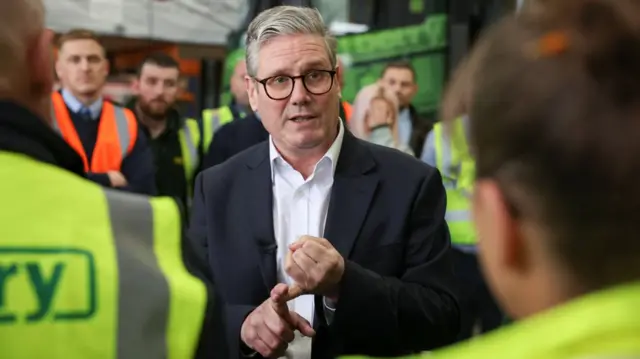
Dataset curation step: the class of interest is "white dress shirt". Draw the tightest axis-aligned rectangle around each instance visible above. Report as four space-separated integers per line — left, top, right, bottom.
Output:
61 88 103 120
270 120 345 359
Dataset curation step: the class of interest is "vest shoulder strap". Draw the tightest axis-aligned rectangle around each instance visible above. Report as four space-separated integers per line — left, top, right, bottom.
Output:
108 103 138 155
103 190 207 358
183 118 201 147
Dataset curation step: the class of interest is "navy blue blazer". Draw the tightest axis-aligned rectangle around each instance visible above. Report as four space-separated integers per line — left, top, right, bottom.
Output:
188 130 460 358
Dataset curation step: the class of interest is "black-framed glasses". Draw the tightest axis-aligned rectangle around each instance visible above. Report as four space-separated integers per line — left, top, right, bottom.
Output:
255 69 336 100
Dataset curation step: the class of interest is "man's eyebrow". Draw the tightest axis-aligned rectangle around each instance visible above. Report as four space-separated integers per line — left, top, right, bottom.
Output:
262 61 332 77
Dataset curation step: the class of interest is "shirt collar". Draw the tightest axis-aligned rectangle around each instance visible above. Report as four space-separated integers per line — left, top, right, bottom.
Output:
61 88 103 120
269 118 345 179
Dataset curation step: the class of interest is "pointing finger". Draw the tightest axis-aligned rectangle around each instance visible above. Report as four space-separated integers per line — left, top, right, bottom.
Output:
289 311 316 337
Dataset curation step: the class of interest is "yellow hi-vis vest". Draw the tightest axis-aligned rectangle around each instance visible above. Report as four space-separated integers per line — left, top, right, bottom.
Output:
201 105 245 153
179 118 201 199
342 282 640 359
433 116 476 245
0 151 207 358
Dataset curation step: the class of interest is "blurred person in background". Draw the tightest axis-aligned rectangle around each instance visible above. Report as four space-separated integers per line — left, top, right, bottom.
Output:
0 0 227 357
201 59 253 156
352 84 414 154
337 57 353 123
53 29 155 195
347 0 640 358
421 37 503 341
378 61 432 157
128 52 200 216
200 107 268 169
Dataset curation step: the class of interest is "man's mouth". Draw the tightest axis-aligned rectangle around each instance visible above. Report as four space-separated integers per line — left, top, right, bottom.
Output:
290 115 315 123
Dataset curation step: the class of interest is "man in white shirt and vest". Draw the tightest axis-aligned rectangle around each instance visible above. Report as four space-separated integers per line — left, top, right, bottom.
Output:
53 29 155 195
189 6 460 359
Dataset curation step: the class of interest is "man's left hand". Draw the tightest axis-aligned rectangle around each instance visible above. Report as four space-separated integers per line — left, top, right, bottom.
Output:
284 236 345 301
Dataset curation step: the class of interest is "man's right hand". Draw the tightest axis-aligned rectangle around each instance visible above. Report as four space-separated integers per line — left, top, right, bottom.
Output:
107 171 128 187
240 283 315 358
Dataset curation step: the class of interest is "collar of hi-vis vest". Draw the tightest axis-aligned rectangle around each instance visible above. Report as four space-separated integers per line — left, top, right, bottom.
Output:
429 281 640 359
61 88 103 120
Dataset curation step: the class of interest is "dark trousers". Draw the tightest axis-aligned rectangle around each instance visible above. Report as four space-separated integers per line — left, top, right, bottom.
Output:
452 248 503 341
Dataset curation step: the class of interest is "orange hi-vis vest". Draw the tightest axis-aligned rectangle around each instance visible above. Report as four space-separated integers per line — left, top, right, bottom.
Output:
50 92 138 173
342 100 353 122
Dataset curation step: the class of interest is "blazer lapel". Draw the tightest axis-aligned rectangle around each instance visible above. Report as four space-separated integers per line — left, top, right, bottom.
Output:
324 132 378 259
243 143 278 292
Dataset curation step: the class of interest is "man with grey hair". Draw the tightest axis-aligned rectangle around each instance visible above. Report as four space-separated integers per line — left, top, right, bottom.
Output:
0 1 227 357
190 5 459 359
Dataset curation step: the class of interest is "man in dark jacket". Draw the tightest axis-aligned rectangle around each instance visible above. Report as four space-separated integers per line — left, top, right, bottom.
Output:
128 52 201 214
201 112 269 169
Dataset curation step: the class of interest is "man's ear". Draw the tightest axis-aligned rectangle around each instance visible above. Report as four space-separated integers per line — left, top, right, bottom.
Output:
31 28 54 87
131 78 141 95
54 42 64 82
473 179 526 272
411 83 419 97
27 28 55 120
245 75 259 112
335 65 343 92
103 58 110 78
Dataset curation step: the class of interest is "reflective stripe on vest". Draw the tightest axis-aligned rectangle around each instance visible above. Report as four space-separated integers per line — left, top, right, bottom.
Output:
50 92 137 173
179 118 201 199
105 190 207 359
433 118 476 245
0 151 207 358
202 106 238 152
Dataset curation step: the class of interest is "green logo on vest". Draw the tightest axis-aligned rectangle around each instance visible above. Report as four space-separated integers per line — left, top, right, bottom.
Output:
0 247 97 324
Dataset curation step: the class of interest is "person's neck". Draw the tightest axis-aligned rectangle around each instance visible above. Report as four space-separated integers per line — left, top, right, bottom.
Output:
275 126 339 179
0 92 49 125
280 148 328 179
136 104 167 139
67 89 100 107
513 260 584 320
234 102 252 115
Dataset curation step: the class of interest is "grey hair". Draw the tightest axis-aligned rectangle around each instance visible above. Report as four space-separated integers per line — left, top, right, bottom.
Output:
245 6 338 77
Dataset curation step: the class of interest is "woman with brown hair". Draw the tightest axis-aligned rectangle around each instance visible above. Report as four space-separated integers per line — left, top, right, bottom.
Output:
346 0 640 358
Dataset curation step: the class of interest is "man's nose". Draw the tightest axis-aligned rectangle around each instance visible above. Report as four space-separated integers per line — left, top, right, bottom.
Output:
289 79 311 106
79 59 91 71
152 84 165 96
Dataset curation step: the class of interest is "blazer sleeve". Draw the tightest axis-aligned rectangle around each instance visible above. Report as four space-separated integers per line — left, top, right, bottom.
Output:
331 168 460 353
